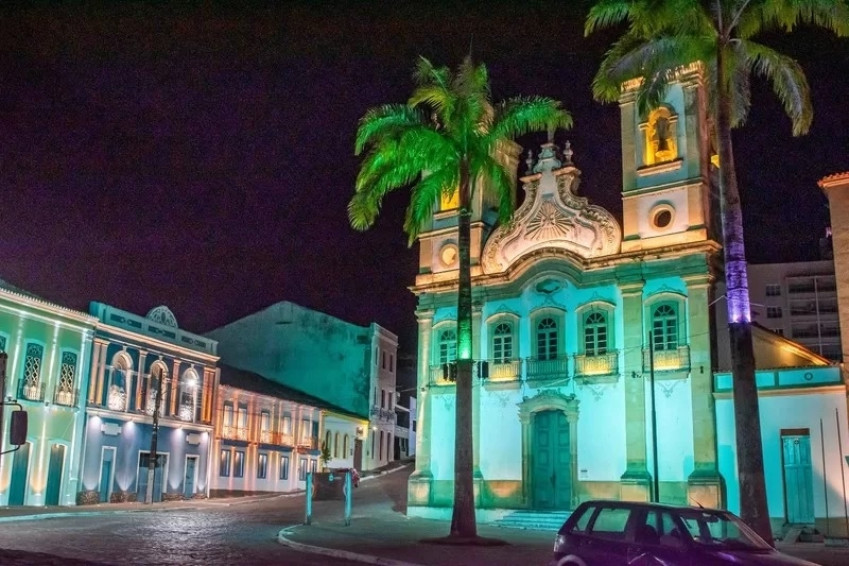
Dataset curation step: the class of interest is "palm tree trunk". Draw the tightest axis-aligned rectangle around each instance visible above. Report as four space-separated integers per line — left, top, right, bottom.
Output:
451 158 477 538
716 44 773 544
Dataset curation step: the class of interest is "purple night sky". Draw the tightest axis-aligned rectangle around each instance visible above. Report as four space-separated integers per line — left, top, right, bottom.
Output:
0 1 847 353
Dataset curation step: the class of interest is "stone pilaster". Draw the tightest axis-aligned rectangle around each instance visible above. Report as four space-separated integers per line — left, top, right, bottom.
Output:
685 275 723 507
88 339 107 404
409 310 433 507
620 282 651 501
136 350 148 411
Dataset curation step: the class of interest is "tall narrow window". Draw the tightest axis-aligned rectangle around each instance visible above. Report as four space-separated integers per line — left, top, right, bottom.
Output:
492 323 513 363
22 343 44 401
298 458 308 480
56 351 77 406
223 404 234 428
536 318 558 360
108 354 128 411
219 449 231 477
257 453 268 479
281 414 292 436
652 304 678 351
584 312 608 356
438 329 457 364
234 450 245 478
279 454 290 480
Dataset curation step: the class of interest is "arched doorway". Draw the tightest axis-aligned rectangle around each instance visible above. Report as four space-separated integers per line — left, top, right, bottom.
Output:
519 390 579 510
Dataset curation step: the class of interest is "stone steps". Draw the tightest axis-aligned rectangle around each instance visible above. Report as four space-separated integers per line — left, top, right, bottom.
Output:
495 510 571 531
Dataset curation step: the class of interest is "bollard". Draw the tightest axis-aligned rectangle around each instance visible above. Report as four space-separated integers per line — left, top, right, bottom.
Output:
304 472 314 525
344 470 352 526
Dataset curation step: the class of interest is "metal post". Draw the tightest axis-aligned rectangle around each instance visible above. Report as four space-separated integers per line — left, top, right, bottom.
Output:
835 409 849 538
146 368 164 504
304 472 313 525
649 337 660 503
0 352 7 455
821 418 830 537
344 470 352 526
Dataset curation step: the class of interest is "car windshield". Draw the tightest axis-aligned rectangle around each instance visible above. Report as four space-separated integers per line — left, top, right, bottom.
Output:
677 509 772 551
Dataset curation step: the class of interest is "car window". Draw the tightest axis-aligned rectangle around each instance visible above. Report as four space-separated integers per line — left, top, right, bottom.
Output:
640 510 686 549
570 505 595 533
588 506 631 541
677 509 770 550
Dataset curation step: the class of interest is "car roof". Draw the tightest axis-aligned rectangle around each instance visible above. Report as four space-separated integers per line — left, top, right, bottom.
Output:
576 499 727 514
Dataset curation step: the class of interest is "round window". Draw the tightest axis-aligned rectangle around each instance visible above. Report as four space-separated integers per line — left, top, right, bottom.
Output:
652 208 673 229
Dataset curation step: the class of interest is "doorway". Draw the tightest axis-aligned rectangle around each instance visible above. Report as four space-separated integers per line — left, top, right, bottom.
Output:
782 432 815 524
45 444 66 505
8 442 31 505
99 447 116 503
137 452 168 502
354 439 363 471
184 455 198 498
532 410 571 509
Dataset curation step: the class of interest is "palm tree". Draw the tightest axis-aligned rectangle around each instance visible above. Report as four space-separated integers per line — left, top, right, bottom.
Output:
349 56 571 540
586 0 849 541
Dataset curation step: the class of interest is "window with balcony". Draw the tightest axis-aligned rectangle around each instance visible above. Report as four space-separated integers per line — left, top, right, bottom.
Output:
280 414 292 442
279 454 290 480
492 322 513 363
652 304 678 351
234 450 245 478
107 353 130 411
178 369 199 422
219 449 231 477
536 318 558 360
767 306 783 318
146 364 167 417
20 343 44 401
55 351 77 406
257 453 268 479
584 311 608 356
437 329 457 364
260 411 271 443
300 418 312 445
237 406 248 439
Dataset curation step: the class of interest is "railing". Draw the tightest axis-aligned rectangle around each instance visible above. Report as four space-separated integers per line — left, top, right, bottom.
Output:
429 364 456 385
479 359 522 381
643 345 690 372
53 387 79 407
525 356 569 381
370 407 397 423
222 425 249 441
575 351 619 377
178 403 195 422
17 381 45 402
297 436 318 450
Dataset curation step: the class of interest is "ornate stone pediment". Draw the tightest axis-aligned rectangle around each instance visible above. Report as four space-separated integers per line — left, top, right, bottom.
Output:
481 143 622 274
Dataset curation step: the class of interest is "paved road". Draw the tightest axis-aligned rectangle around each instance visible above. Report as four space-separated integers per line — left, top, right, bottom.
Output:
0 492 363 565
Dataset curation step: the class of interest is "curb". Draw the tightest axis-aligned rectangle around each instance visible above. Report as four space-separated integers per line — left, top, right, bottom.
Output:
360 463 412 484
0 510 138 523
277 525 424 566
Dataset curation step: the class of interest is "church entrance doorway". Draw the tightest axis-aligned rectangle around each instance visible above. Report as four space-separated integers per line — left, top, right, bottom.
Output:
532 409 571 509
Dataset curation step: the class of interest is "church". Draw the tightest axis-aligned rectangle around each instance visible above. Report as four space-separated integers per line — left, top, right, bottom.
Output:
407 64 849 535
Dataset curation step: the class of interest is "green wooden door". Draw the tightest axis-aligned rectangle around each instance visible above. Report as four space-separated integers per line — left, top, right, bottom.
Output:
782 434 814 524
532 410 571 509
45 444 65 505
9 442 30 505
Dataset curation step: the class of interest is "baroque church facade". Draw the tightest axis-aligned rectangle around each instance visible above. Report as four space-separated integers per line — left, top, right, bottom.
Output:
407 64 849 530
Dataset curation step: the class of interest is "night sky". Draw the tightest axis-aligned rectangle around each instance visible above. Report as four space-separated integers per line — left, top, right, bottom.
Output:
1 1 847 354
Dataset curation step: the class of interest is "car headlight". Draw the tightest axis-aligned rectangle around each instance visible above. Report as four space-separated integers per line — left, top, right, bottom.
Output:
553 534 567 551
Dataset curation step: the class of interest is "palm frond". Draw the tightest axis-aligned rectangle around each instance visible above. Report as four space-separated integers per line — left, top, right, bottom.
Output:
741 39 813 135
471 152 515 225
585 0 636 35
742 0 849 37
404 167 458 244
490 97 573 141
355 104 426 155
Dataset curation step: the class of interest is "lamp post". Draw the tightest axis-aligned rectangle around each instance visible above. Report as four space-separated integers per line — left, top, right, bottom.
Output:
634 336 660 502
145 367 164 504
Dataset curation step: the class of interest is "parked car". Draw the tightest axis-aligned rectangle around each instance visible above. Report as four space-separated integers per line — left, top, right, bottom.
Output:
550 500 820 566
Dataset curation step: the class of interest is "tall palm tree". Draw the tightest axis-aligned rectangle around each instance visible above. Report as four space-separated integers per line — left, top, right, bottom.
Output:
349 56 571 540
586 0 849 541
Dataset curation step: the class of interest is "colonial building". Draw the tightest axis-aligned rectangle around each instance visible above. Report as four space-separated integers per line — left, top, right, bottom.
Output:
78 303 218 503
209 363 364 496
407 64 849 534
0 280 96 506
205 301 398 472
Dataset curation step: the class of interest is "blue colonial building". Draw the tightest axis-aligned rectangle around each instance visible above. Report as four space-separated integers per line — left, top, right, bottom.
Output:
78 303 218 504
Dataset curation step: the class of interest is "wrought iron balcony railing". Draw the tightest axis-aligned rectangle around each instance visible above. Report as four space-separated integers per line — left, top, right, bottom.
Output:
53 387 79 407
525 356 569 381
478 359 522 382
575 351 619 377
643 345 690 373
18 381 45 402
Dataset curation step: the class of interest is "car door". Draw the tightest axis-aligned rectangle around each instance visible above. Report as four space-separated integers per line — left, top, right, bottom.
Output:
580 504 636 565
626 509 692 566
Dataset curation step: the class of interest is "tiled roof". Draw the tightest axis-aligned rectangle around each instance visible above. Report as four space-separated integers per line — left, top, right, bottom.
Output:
818 171 849 187
218 363 366 420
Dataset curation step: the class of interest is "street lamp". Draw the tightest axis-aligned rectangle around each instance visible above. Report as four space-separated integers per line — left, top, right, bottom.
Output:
145 367 164 504
633 335 659 503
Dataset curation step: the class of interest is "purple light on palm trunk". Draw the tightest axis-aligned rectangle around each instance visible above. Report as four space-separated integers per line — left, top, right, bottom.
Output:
726 257 751 324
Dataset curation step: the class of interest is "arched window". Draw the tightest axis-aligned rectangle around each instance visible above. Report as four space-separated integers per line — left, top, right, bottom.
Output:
492 322 513 363
22 343 44 401
178 368 199 422
146 362 168 416
536 318 558 360
334 432 340 458
584 312 608 356
652 304 679 351
108 353 130 411
343 434 349 458
437 329 457 364
644 107 678 166
56 351 78 406
325 430 332 454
